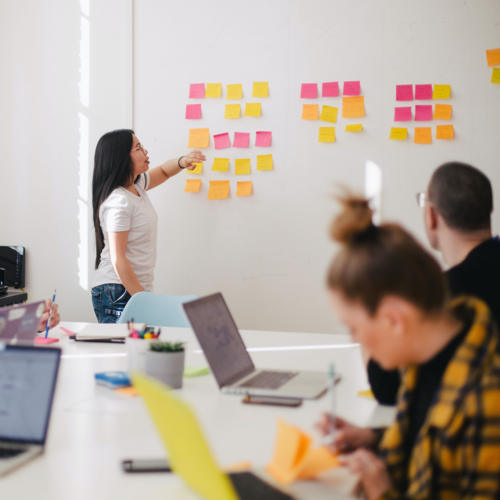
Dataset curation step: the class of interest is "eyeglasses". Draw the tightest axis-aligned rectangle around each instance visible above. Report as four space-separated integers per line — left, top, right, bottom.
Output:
131 144 147 154
416 192 426 208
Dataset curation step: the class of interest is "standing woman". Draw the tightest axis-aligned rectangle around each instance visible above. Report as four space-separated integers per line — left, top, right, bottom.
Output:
91 129 205 323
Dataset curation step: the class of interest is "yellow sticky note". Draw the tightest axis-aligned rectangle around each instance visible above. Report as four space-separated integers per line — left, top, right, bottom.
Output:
436 124 454 140
252 82 269 98
207 181 230 200
486 48 500 67
187 162 203 174
236 181 252 197
389 127 408 140
184 179 202 192
492 68 500 84
256 154 273 171
318 127 336 143
235 158 251 175
212 158 229 172
433 85 451 99
295 447 340 481
244 103 261 117
205 83 222 98
345 124 363 132
414 127 432 144
433 104 452 120
358 389 375 399
319 105 338 124
302 104 319 120
342 96 365 118
188 128 210 148
224 104 241 119
226 84 242 99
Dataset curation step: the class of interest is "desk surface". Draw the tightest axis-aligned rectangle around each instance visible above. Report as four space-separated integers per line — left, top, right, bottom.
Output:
2 323 396 500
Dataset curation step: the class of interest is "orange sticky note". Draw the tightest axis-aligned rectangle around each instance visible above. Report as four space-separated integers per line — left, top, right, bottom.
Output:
256 154 273 171
115 386 140 397
236 181 252 197
486 48 500 67
414 127 432 144
184 179 202 192
186 162 203 174
342 96 365 118
433 104 452 120
207 180 230 200
302 104 319 120
436 125 454 140
188 128 209 148
295 447 340 480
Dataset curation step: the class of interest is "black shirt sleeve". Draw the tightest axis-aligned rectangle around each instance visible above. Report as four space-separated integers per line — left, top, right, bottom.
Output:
367 359 400 406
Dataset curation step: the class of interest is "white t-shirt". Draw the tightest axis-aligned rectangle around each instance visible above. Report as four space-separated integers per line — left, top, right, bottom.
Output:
92 173 158 291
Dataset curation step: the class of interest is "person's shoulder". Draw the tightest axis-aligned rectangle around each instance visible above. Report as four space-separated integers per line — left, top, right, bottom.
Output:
100 188 132 211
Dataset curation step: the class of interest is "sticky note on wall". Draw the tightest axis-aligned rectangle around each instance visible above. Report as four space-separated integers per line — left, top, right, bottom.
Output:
213 133 231 150
244 103 261 117
436 125 454 140
188 128 210 148
342 97 365 118
318 127 336 143
415 105 433 121
257 154 273 170
343 81 360 96
414 127 432 144
301 84 318 98
189 83 205 98
227 84 242 99
433 104 452 120
252 82 269 97
302 105 319 120
396 85 413 101
433 85 451 99
187 162 203 174
345 124 362 132
225 104 241 119
415 84 433 100
255 131 272 147
322 82 339 97
235 158 251 175
184 179 202 192
320 105 338 123
389 128 408 140
212 158 229 172
492 68 500 84
486 48 500 67
236 181 252 197
394 107 412 121
186 104 202 119
205 83 222 98
207 181 230 200
233 132 250 148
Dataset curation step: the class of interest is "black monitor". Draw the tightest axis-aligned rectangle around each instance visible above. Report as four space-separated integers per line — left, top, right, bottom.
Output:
0 246 25 288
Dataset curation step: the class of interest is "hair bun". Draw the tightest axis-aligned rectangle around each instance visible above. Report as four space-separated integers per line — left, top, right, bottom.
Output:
330 196 374 243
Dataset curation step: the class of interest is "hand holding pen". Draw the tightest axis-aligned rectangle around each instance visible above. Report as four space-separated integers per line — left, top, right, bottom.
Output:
38 295 60 333
44 290 57 338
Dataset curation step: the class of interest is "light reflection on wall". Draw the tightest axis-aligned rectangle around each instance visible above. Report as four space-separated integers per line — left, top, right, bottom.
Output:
365 160 382 224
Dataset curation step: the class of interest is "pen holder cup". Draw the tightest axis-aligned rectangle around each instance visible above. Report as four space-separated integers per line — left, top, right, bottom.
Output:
145 350 185 389
126 337 155 374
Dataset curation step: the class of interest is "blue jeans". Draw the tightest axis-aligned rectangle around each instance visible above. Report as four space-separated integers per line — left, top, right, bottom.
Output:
91 284 131 323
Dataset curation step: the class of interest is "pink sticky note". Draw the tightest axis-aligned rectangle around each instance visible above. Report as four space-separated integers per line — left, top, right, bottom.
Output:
415 105 433 121
233 132 250 148
213 133 231 150
301 83 318 98
186 104 202 119
34 337 59 345
394 107 412 121
396 85 413 101
322 82 339 97
343 81 360 96
415 84 433 100
189 83 205 99
255 131 272 147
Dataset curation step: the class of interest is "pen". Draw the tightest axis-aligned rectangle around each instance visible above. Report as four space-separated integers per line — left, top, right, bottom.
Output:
322 363 337 446
45 290 56 338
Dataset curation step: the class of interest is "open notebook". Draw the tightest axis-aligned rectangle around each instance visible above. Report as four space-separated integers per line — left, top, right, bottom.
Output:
75 323 145 342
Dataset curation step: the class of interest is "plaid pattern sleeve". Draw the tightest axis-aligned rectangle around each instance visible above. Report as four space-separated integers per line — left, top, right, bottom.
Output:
376 297 500 500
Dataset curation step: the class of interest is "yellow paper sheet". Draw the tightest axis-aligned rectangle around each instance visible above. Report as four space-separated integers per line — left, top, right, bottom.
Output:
342 96 365 118
414 127 432 144
436 124 454 140
433 104 452 120
235 158 251 175
319 105 338 124
188 128 210 148
318 127 336 143
226 84 242 99
302 104 319 120
205 83 222 98
492 68 500 84
207 181 230 200
212 158 229 172
244 103 261 117
256 154 273 171
432 85 451 99
358 389 375 399
184 179 202 192
187 162 203 174
389 127 408 140
252 82 269 98
224 104 241 119
345 124 363 132
486 48 500 67
236 181 253 197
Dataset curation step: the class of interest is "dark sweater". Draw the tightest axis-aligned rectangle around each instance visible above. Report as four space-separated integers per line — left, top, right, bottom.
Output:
368 237 500 406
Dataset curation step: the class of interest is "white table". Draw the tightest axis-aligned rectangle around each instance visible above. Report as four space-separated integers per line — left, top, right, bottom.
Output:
2 323 396 500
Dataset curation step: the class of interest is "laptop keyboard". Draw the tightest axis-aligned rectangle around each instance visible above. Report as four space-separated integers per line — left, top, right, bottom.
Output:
229 472 295 500
0 447 26 459
238 371 298 390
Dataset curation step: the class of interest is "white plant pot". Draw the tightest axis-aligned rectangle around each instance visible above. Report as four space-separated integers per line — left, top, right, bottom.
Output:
145 350 185 389
126 337 154 374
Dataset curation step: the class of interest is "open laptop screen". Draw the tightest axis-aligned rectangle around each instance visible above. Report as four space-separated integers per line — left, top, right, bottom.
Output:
0 345 61 444
183 293 255 387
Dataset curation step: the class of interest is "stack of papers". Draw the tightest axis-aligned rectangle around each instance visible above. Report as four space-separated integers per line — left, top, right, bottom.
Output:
75 323 145 341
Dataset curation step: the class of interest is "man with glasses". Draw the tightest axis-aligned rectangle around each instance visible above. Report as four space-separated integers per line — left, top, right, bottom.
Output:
368 161 500 405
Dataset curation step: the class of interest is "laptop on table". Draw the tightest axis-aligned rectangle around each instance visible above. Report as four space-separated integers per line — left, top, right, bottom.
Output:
0 300 46 344
183 293 327 399
0 344 61 476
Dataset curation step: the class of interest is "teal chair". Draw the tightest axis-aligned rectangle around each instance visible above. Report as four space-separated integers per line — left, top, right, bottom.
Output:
117 292 198 327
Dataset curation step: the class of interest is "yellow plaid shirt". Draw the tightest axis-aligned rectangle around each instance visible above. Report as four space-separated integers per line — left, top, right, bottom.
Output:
377 297 500 500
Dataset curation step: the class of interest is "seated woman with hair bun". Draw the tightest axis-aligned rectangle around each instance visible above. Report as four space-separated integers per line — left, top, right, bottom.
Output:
316 196 500 500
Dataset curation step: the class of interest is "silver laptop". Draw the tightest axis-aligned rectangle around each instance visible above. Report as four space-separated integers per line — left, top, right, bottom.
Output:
0 300 45 343
0 343 61 476
183 293 327 399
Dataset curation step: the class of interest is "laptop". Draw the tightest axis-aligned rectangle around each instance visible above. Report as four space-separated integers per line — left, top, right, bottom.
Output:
133 372 295 500
0 300 46 343
183 293 327 399
0 343 61 476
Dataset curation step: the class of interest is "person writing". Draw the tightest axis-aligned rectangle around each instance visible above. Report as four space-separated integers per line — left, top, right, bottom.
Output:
316 195 500 499
37 299 60 332
91 129 205 323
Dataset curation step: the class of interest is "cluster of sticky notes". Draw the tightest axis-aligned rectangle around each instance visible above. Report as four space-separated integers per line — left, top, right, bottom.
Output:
266 420 339 485
300 81 360 98
394 104 452 122
213 131 272 149
396 84 451 101
390 125 454 143
189 82 269 99
185 155 273 175
184 180 253 199
486 48 500 84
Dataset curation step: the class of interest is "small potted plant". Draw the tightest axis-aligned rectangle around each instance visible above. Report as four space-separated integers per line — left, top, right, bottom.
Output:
145 341 185 389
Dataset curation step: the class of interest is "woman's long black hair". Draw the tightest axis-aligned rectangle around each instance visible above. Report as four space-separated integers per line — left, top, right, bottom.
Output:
92 129 139 269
